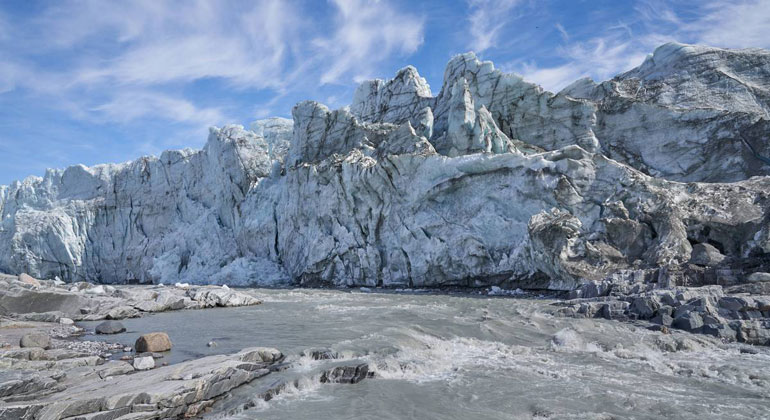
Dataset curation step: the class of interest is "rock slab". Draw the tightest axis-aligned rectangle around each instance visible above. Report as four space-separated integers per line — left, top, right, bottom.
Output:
19 333 50 350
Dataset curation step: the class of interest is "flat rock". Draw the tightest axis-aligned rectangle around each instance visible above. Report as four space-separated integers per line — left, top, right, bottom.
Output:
19 333 50 350
0 347 280 419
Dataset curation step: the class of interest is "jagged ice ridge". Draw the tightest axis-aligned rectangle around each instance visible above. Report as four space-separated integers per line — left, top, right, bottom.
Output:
2 42 770 289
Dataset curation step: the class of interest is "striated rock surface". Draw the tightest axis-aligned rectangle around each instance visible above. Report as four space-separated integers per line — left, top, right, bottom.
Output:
1 43 770 292
0 346 283 420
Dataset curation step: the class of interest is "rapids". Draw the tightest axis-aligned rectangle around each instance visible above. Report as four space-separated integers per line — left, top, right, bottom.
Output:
79 289 770 419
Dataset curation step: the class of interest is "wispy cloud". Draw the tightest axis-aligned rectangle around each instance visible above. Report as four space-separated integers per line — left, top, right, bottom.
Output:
466 0 522 52
91 91 226 125
555 23 569 42
42 0 294 90
314 0 425 84
688 0 770 48
515 36 648 92
512 0 770 92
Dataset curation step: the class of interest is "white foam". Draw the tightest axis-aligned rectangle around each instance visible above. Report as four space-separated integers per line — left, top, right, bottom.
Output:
369 329 531 383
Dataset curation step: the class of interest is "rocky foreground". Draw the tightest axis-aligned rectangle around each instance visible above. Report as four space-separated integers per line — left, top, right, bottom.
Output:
0 273 268 419
1 269 770 418
0 274 380 419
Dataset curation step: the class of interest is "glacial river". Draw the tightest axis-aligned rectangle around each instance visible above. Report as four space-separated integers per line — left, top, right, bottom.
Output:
80 289 770 419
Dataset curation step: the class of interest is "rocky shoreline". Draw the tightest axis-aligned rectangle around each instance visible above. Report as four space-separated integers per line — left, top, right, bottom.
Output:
0 273 274 419
551 262 770 346
2 269 770 418
0 273 262 323
0 274 404 419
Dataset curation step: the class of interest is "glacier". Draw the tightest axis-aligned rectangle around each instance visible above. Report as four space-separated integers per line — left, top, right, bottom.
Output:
2 42 770 289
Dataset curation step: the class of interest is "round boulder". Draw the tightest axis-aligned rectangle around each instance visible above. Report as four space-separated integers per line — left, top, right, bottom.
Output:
95 320 126 335
20 333 50 349
135 332 172 352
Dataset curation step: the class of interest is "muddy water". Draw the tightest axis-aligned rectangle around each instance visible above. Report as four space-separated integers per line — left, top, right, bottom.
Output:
80 289 770 419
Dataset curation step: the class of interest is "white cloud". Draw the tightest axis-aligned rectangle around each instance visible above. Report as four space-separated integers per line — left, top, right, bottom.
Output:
689 0 770 49
0 0 302 140
44 0 295 90
515 36 648 91
314 0 425 84
466 0 522 52
0 61 20 94
511 0 770 92
555 23 569 42
1 0 426 134
91 91 226 125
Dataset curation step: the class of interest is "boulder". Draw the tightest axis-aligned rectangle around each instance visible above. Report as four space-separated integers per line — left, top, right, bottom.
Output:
320 363 370 384
59 317 74 325
135 332 172 352
689 243 726 266
155 291 189 310
747 272 770 283
19 333 50 349
651 313 674 327
239 347 283 364
18 273 40 287
673 311 704 332
106 306 140 320
718 296 752 312
601 301 630 320
701 323 738 340
303 348 339 360
95 320 126 335
630 296 660 319
97 360 135 378
133 356 155 370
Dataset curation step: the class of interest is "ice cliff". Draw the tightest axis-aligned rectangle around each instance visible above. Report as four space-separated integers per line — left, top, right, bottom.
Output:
2 42 770 289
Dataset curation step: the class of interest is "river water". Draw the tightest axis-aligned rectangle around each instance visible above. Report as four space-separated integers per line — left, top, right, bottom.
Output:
80 288 770 419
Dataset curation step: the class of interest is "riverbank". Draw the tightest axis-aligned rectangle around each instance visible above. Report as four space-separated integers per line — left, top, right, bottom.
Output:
2 273 770 419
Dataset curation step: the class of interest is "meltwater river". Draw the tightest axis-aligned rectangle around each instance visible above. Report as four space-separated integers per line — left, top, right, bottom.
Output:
80 289 770 419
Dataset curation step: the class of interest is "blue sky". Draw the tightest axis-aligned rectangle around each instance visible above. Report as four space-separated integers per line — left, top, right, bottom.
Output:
1 0 769 185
